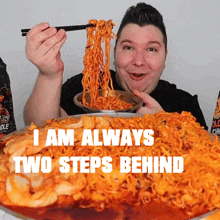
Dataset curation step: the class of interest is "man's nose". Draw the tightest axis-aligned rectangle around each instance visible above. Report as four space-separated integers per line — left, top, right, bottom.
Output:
132 51 146 67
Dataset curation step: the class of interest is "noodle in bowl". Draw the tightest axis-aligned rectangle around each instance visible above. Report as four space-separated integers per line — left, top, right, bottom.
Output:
74 90 143 113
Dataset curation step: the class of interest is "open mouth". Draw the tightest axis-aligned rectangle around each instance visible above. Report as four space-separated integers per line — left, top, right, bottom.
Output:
129 73 146 81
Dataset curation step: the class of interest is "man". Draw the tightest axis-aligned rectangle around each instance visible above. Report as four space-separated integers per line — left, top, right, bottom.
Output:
24 3 208 130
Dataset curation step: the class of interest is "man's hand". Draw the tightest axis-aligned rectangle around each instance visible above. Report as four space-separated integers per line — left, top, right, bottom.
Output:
133 90 163 115
26 22 67 78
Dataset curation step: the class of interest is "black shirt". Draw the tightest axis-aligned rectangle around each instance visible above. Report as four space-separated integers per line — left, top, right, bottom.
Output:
60 70 208 130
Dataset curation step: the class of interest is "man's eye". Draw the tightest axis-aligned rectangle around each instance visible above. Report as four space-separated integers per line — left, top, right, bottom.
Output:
148 48 157 52
123 46 133 50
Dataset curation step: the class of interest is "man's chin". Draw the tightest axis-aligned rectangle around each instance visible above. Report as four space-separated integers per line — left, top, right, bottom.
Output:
127 84 146 93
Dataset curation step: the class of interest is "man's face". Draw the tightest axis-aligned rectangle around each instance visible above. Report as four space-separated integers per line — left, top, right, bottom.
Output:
114 24 167 94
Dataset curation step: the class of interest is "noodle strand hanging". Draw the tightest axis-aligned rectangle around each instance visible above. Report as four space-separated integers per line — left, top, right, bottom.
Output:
82 20 132 110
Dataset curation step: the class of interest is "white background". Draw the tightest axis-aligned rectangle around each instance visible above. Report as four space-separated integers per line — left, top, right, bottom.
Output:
1 0 220 130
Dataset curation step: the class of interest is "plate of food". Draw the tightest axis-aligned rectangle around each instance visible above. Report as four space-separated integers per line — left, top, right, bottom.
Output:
0 111 220 220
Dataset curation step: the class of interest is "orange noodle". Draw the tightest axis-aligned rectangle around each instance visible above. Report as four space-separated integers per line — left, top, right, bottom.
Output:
82 19 132 110
0 111 220 218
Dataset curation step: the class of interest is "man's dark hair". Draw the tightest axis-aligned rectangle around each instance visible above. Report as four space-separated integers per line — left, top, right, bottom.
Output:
116 2 167 51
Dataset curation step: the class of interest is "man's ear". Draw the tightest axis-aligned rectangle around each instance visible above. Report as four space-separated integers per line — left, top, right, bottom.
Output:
113 47 116 65
165 50 168 60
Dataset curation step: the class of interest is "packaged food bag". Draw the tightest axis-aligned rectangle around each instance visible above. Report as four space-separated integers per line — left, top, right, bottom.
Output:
0 58 16 138
211 91 220 136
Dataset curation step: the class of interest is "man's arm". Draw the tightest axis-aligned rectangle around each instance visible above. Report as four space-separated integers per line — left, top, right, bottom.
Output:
23 22 67 125
24 74 68 125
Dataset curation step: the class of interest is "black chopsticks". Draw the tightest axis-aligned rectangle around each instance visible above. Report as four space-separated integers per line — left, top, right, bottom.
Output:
21 24 95 36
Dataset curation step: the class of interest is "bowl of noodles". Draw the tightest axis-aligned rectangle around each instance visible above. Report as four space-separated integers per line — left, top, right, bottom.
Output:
74 90 143 113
